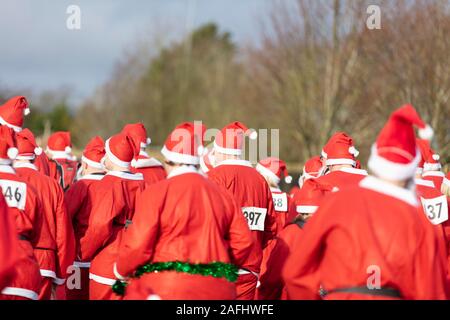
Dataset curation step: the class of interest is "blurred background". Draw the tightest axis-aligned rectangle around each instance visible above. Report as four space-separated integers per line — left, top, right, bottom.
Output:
0 0 449 172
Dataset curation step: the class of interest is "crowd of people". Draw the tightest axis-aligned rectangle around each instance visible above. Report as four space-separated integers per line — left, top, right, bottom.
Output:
0 96 449 300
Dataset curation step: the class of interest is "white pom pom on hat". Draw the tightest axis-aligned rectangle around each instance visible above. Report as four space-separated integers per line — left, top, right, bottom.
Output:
146 137 152 145
7 147 18 160
418 124 434 141
284 175 293 184
24 108 31 116
249 130 258 140
348 146 360 157
432 154 440 161
65 146 72 153
34 147 43 156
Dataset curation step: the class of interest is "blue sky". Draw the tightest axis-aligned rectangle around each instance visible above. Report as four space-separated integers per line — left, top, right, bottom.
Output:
0 0 279 104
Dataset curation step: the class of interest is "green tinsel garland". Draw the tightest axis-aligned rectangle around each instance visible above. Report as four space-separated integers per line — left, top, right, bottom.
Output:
112 261 239 296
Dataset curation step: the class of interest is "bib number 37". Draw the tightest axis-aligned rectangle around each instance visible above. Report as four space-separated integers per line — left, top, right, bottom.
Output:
241 207 267 231
421 196 448 225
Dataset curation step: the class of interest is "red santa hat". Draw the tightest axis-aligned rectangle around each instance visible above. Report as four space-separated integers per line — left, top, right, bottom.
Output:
214 121 257 156
321 132 359 166
161 122 204 165
15 129 43 160
302 156 325 180
368 104 431 181
199 147 215 173
416 139 441 173
256 157 292 185
82 136 105 169
0 126 19 165
47 131 74 160
296 179 332 214
122 123 152 149
105 133 140 168
0 96 30 132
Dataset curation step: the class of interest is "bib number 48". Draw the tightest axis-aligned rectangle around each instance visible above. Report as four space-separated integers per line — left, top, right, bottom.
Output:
241 207 267 231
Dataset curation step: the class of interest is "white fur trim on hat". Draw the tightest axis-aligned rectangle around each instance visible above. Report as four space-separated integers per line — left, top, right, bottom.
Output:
296 205 318 214
368 144 421 182
424 162 442 172
325 158 356 166
161 145 200 165
105 138 131 168
256 163 280 186
418 125 434 141
81 155 104 170
321 150 327 159
7 147 18 160
213 141 242 156
0 116 22 133
46 147 72 160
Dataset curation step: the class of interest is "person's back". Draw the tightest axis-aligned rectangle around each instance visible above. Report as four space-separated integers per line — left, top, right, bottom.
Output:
314 167 367 192
284 176 447 300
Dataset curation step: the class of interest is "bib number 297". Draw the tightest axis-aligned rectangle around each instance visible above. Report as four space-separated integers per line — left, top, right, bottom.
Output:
241 207 267 231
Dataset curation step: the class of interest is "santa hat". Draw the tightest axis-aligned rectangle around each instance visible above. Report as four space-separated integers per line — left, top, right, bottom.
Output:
214 121 257 156
161 122 204 165
47 131 73 159
296 179 332 214
15 129 42 160
0 96 30 132
321 132 359 166
0 126 18 165
122 123 152 149
256 157 292 186
199 147 215 173
368 104 431 181
416 139 441 172
105 133 140 168
82 136 105 169
302 156 325 181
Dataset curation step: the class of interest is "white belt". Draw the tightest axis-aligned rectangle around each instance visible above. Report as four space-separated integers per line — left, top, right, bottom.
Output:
1 287 39 300
74 261 91 268
238 268 259 279
89 273 117 286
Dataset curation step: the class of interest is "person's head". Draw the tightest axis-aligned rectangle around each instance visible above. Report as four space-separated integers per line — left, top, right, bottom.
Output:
0 126 18 167
81 136 106 175
104 132 140 172
299 156 325 188
121 123 152 153
321 132 359 173
213 121 257 165
46 131 73 160
256 157 291 189
0 96 29 132
368 104 433 189
161 122 204 174
13 128 42 165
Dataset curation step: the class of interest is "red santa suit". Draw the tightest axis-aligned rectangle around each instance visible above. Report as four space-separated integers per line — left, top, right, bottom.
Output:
14 129 76 299
65 136 106 300
0 127 43 300
0 194 20 291
121 123 167 185
113 122 253 300
284 105 448 300
79 133 145 300
208 122 277 300
47 131 79 190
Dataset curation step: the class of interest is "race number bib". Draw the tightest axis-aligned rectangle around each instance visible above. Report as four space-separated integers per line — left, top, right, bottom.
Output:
421 196 448 225
0 179 27 210
272 193 288 212
241 207 267 231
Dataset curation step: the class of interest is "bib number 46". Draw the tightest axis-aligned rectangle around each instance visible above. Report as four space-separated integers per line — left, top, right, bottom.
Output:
241 207 267 231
